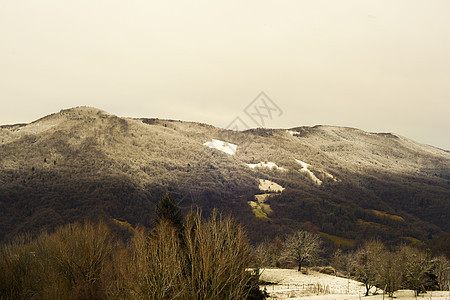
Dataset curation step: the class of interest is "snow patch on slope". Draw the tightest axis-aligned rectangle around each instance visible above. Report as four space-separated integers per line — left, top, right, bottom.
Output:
287 130 300 136
203 139 237 155
259 179 285 192
295 159 323 185
249 179 285 220
247 162 286 171
325 172 338 182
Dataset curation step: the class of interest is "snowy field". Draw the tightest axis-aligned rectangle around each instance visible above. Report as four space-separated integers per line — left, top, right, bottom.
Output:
259 268 450 300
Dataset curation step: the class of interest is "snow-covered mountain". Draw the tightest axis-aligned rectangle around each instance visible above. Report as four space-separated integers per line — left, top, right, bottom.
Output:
0 107 449 246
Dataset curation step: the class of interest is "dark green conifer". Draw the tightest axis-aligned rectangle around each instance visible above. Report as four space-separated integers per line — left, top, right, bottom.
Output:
153 193 184 233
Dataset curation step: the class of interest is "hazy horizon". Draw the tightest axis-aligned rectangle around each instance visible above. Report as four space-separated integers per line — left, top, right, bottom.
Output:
1 1 449 150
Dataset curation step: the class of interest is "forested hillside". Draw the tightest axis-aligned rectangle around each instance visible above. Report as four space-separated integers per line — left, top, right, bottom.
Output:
1 107 449 248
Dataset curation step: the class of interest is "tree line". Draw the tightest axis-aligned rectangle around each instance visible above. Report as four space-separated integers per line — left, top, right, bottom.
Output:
0 194 264 299
1 193 448 299
253 233 449 297
333 240 450 297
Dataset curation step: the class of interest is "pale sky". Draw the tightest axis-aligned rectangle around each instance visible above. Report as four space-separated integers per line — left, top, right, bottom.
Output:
1 0 449 150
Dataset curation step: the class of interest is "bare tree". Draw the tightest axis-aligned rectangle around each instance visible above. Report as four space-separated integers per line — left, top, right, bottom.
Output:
127 209 256 300
127 222 185 299
400 245 432 296
0 211 259 300
281 230 321 271
375 247 404 297
332 249 352 277
36 222 115 299
350 240 383 296
183 209 255 299
253 241 274 270
433 255 450 291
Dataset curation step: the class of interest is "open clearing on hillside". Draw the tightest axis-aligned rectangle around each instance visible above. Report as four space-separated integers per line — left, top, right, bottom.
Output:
259 268 449 300
247 161 287 171
203 139 237 155
259 179 285 192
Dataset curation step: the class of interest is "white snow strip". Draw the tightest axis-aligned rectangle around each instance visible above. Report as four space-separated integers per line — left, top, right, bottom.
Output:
295 159 323 185
295 159 309 169
324 172 338 182
259 179 285 192
246 161 286 171
326 172 339 182
287 130 300 136
203 139 237 155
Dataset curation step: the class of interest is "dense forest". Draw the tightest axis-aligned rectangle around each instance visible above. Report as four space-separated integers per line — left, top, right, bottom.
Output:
1 194 448 299
0 107 449 251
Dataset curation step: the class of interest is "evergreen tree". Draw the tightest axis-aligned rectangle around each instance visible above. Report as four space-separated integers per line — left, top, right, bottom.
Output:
153 193 184 233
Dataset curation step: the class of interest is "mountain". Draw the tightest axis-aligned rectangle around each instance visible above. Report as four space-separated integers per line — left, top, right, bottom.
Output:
0 107 449 247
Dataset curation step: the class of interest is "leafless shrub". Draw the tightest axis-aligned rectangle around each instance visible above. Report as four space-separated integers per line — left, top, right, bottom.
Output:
123 209 256 299
310 266 335 275
35 221 115 299
308 282 331 295
0 235 40 299
0 210 258 300
183 209 255 299
127 223 185 299
253 241 274 270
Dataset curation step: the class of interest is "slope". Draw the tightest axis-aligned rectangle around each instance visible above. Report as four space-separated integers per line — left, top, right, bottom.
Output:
0 107 448 247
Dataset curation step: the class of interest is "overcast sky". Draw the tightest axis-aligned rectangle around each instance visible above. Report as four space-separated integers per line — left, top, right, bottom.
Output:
1 0 449 150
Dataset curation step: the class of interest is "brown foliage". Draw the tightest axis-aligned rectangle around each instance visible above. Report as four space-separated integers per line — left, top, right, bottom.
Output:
0 211 257 299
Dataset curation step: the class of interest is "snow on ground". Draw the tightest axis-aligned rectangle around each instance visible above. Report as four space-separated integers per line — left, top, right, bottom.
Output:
287 130 300 136
325 172 338 182
295 159 323 185
295 159 309 169
249 180 284 219
203 139 237 155
259 179 285 192
247 162 286 171
259 269 448 300
325 172 335 179
260 268 367 298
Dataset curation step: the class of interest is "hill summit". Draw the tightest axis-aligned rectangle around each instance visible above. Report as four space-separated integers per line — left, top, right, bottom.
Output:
0 107 449 246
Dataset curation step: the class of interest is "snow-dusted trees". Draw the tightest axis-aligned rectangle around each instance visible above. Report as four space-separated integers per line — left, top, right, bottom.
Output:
281 230 321 271
332 240 450 297
433 255 450 291
375 246 404 297
400 246 433 296
350 240 383 296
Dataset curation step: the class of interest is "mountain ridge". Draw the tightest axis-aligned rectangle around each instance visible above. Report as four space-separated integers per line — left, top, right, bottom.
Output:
0 107 449 247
